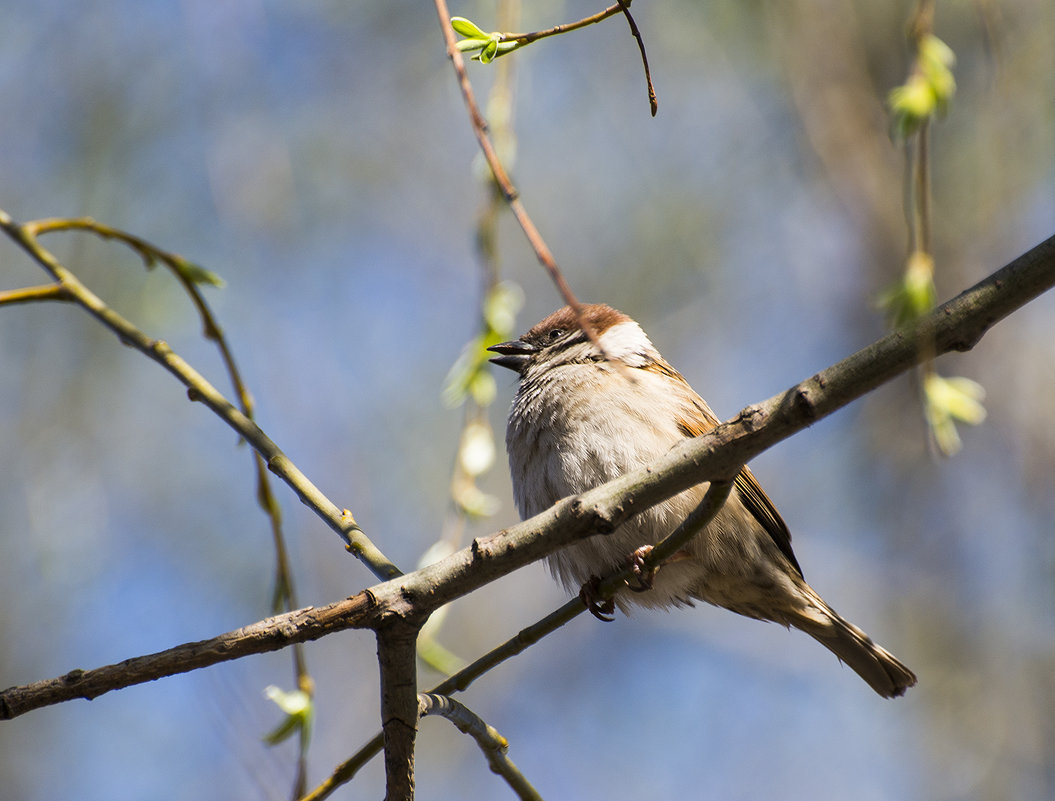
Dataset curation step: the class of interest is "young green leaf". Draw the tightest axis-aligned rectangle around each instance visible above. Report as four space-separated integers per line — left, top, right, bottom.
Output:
924 373 987 455
263 686 313 746
479 39 499 64
450 17 488 39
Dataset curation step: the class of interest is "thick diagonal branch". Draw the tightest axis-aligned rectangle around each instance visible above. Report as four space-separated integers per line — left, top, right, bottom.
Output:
3 235 1053 723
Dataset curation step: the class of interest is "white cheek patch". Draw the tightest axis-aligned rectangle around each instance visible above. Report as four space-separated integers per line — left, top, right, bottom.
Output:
600 321 656 364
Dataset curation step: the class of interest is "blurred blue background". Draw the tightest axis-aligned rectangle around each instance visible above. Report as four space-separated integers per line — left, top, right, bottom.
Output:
1 1 1054 799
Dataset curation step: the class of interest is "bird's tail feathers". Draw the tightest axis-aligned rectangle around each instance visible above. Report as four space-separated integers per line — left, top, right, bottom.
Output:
794 592 917 699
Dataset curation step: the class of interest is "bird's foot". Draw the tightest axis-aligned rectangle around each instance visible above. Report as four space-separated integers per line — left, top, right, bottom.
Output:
579 576 616 622
625 545 657 593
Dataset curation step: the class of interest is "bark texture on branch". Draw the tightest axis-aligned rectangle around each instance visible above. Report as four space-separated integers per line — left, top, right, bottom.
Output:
0 594 375 719
378 620 423 801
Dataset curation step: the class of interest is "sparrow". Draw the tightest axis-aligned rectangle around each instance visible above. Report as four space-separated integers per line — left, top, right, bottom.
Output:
488 303 917 698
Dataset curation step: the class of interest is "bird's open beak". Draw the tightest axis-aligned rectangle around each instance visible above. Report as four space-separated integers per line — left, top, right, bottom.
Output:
487 339 536 373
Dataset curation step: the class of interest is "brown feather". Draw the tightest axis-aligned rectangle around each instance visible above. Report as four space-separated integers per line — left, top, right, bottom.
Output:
665 367 803 577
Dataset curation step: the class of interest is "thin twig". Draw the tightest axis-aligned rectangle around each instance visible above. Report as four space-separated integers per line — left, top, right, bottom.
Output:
0 283 73 306
504 1 631 44
433 600 584 695
433 0 608 359
615 0 658 115
298 732 384 801
915 120 932 256
502 0 656 113
21 215 316 789
419 694 542 801
0 209 401 583
902 2 945 454
417 0 523 676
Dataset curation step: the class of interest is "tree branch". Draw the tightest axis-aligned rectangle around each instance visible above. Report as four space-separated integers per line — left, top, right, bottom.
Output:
3 234 1053 723
418 694 542 801
0 594 375 720
433 0 611 359
0 209 401 584
504 2 633 45
614 0 658 116
303 478 737 798
0 283 73 306
378 620 423 801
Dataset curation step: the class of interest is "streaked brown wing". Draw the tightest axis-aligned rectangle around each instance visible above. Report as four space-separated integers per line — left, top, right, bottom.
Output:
674 386 803 578
734 468 802 577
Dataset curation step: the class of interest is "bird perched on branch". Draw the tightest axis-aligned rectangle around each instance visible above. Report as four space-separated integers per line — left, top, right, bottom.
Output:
489 303 916 698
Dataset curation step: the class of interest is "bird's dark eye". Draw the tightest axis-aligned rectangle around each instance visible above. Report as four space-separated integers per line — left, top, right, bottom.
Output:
547 328 565 342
